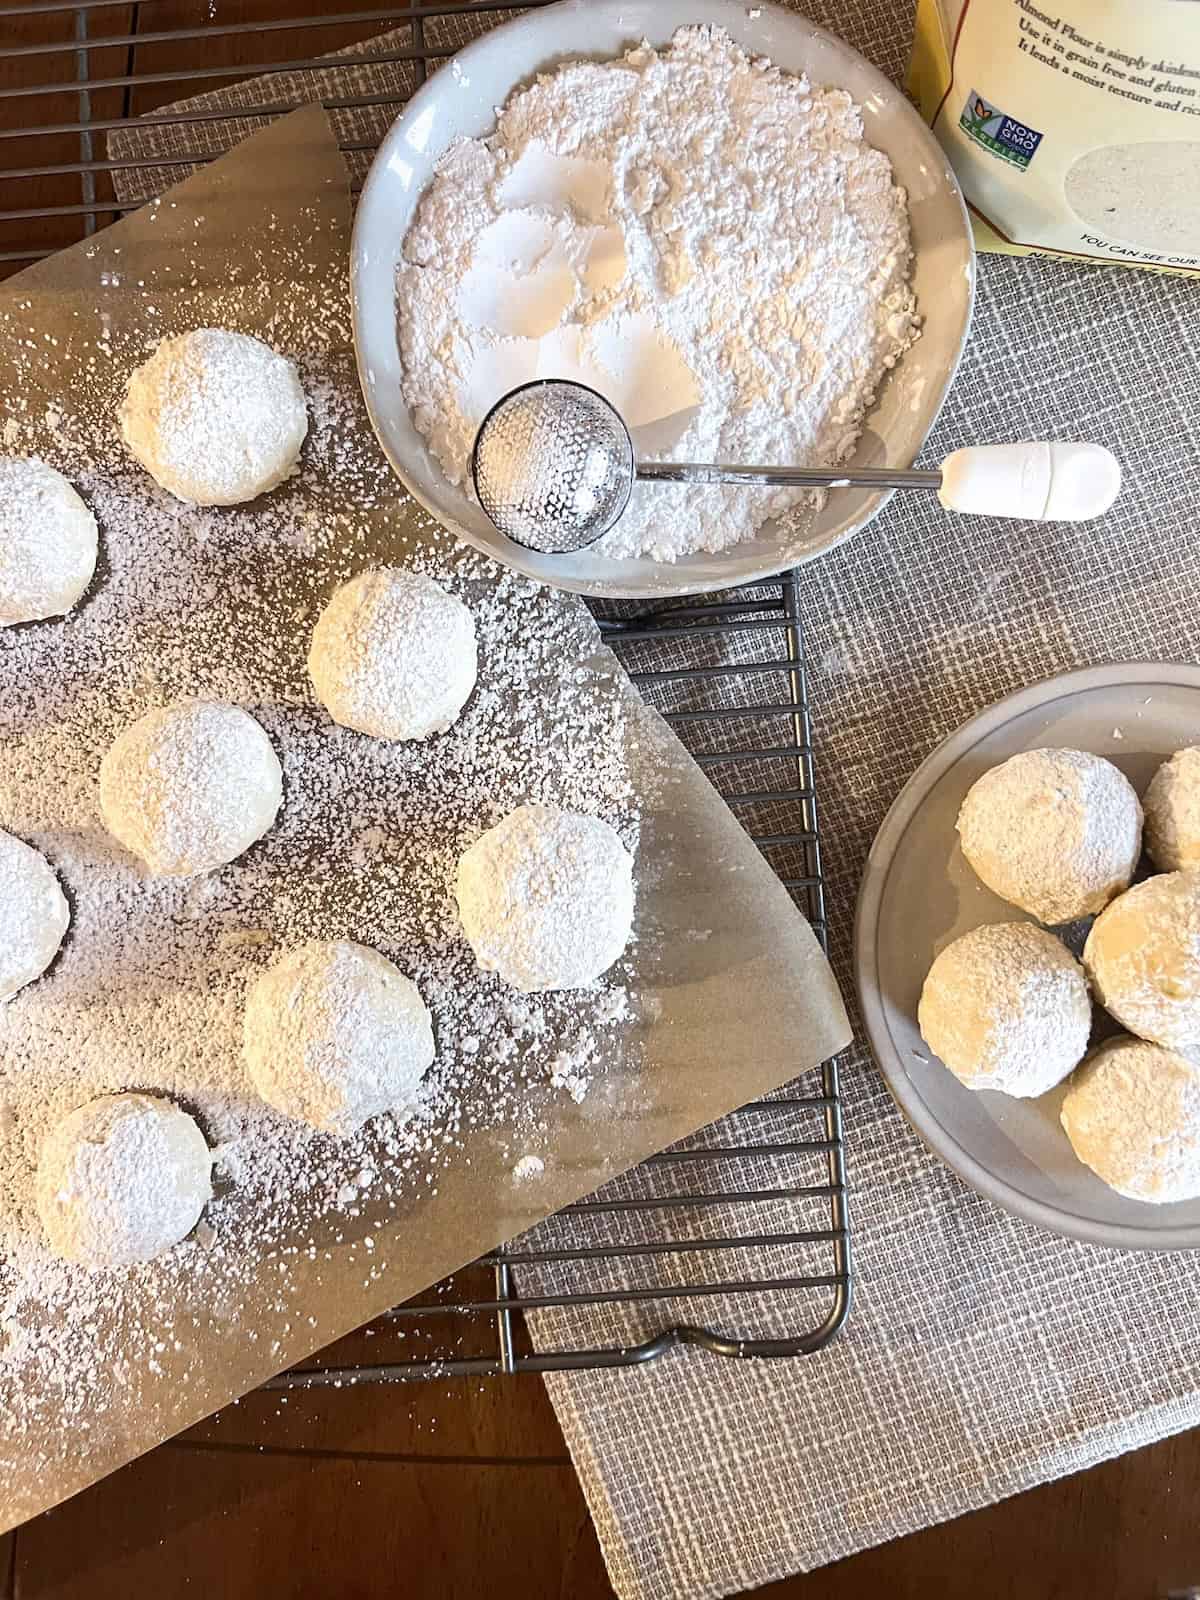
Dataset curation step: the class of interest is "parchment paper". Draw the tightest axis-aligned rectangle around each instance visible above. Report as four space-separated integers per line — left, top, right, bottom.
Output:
0 104 849 1529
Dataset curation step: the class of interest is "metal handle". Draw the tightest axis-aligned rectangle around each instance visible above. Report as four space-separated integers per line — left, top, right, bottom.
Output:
635 462 943 490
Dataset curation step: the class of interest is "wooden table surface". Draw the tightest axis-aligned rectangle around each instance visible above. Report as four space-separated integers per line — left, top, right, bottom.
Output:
2 2 1199 1594
2 1345 1200 1599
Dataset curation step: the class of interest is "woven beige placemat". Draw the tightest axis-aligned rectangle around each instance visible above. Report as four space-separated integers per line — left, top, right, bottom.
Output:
106 5 1200 1597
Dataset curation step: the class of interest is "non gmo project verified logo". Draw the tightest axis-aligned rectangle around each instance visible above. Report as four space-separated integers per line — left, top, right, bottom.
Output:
959 89 1043 170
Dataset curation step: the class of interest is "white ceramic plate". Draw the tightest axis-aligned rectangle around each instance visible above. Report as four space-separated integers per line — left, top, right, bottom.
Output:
855 662 1200 1251
351 0 975 599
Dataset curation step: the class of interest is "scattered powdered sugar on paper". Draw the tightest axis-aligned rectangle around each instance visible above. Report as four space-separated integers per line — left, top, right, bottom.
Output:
397 24 919 562
0 254 639 1465
549 1032 601 1104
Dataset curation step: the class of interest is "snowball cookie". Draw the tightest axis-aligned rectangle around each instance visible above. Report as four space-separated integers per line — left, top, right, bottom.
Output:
0 829 69 1001
1084 869 1200 1055
0 456 98 626
957 748 1142 925
119 328 307 506
243 939 435 1137
100 700 282 877
456 804 635 993
918 922 1091 1097
1144 747 1200 871
308 568 477 741
1061 1038 1200 1203
36 1093 212 1269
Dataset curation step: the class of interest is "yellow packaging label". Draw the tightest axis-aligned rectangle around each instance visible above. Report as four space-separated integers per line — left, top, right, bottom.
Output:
908 0 1200 276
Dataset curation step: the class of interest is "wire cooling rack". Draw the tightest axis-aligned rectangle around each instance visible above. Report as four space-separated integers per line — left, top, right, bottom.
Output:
0 0 852 1375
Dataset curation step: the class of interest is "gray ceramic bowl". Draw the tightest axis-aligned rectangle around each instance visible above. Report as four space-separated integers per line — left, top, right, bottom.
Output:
856 663 1200 1251
351 0 975 599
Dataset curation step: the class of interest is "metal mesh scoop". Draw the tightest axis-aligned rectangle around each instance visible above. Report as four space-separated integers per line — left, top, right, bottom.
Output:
472 381 634 554
471 379 1123 555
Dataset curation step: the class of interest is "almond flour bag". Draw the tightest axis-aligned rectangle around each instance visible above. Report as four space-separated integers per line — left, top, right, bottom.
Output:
908 0 1200 276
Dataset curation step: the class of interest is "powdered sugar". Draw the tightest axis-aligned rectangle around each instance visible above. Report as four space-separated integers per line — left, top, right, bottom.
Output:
918 922 1092 1097
455 804 635 993
1061 1038 1200 1204
957 748 1143 925
36 1094 212 1269
0 252 638 1474
243 939 436 1137
549 1032 600 1104
1144 746 1200 872
119 327 308 506
98 700 284 876
307 567 478 741
397 24 918 562
1084 869 1200 1055
0 829 70 1002
0 455 98 625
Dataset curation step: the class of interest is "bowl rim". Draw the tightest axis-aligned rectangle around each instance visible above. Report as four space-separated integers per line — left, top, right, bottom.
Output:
854 659 1200 1252
351 0 977 599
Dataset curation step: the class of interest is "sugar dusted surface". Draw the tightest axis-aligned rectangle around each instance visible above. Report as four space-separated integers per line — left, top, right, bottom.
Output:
118 327 308 507
455 803 635 993
0 455 98 625
243 939 436 1138
1062 1038 1200 1204
0 246 639 1487
307 566 478 741
0 828 70 1002
918 922 1091 1098
957 748 1143 925
98 700 284 876
35 1092 213 1269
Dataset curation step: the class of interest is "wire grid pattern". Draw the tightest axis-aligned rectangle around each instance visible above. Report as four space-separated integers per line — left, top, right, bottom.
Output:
0 0 908 264
269 583 854 1383
7 2 1200 1593
517 586 851 1363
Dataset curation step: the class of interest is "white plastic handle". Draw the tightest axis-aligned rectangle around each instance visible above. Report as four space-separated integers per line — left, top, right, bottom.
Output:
938 442 1122 522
